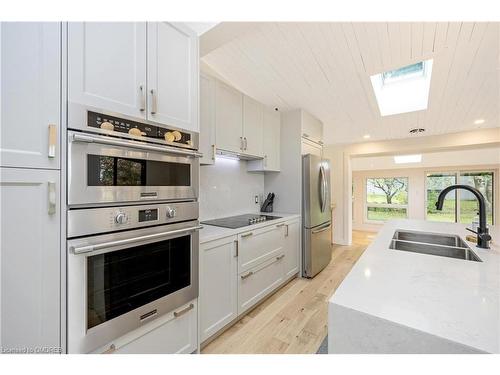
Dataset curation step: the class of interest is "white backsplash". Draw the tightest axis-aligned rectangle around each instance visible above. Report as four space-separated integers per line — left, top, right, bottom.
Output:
199 157 264 220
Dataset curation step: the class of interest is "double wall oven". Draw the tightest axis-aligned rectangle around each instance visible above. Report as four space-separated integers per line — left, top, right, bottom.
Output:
67 109 201 353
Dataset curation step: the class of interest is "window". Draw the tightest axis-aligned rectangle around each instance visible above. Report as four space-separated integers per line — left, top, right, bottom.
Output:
370 59 433 116
366 177 408 222
426 171 494 225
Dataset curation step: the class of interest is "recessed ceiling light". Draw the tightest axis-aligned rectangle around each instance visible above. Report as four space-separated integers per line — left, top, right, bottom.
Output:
394 154 422 164
363 134 371 139
370 60 433 116
474 119 485 125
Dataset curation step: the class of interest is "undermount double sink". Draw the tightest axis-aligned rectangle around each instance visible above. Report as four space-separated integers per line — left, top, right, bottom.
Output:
390 230 482 262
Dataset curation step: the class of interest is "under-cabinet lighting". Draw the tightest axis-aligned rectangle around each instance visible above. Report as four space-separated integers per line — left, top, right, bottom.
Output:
370 59 433 116
394 154 422 164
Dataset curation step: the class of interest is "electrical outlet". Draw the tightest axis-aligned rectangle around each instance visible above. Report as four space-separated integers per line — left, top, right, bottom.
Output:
254 195 259 204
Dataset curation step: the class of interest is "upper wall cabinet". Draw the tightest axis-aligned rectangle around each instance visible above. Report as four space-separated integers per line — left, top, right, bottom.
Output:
199 73 216 165
248 107 281 172
1 22 61 169
68 22 147 120
301 110 323 144
68 22 199 132
242 95 264 157
147 23 198 132
215 81 243 154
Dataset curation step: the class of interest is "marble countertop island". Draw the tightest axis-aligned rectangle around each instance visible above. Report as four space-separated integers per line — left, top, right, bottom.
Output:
328 219 500 354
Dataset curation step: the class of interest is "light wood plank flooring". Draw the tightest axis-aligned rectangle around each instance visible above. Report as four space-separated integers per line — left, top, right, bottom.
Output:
201 230 375 354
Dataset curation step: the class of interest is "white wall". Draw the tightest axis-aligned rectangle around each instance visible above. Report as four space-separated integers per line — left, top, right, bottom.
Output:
352 164 500 232
199 157 264 220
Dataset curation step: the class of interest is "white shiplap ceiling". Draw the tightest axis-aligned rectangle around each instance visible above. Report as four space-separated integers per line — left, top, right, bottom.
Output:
201 22 500 145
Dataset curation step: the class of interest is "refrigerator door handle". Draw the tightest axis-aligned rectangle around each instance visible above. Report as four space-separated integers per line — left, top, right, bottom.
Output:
311 222 331 234
319 165 326 213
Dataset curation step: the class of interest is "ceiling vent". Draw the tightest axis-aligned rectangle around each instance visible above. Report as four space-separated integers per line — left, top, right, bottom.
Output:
409 128 426 135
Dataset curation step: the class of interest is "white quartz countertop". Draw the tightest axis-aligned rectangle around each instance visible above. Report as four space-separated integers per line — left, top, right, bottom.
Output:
199 212 301 243
329 219 500 353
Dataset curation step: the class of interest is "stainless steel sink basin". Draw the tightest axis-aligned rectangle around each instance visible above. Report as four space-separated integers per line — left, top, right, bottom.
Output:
390 230 482 262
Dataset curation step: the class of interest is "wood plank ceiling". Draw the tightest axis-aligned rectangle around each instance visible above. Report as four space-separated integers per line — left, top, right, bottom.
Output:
202 22 500 145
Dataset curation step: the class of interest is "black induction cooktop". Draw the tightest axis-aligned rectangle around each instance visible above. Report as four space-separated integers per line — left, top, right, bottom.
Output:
201 214 282 229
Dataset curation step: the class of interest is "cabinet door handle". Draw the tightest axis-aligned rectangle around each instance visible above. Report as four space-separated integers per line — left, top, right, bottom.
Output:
48 124 57 158
139 85 145 112
102 344 116 354
285 224 289 237
48 181 56 215
240 136 243 151
244 137 248 150
150 89 157 115
276 254 285 261
276 223 285 228
174 303 194 318
211 144 216 160
234 240 239 257
241 271 253 280
241 232 253 238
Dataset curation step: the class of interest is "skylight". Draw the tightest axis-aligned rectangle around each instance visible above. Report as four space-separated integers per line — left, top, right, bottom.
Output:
370 59 433 116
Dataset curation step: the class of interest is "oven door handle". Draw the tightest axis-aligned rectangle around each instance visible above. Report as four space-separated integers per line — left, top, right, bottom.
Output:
71 225 204 255
71 132 203 158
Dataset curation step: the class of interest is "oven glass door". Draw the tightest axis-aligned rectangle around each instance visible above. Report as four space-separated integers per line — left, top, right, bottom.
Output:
87 234 191 330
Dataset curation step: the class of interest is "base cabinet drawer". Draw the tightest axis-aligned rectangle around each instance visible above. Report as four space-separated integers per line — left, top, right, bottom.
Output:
98 300 197 354
238 224 284 273
238 255 285 315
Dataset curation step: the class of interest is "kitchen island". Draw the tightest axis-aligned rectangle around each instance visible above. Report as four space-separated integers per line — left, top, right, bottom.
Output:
328 219 500 353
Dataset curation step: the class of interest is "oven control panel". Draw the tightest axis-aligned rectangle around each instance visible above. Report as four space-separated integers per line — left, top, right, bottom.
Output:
87 111 193 148
67 202 199 238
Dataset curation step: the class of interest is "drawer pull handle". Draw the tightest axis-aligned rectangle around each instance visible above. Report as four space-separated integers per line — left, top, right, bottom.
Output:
174 303 194 318
276 223 285 228
241 271 254 280
102 344 116 354
276 254 285 261
241 232 253 238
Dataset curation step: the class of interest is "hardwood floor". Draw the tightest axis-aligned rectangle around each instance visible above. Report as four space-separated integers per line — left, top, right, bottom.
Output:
201 230 375 354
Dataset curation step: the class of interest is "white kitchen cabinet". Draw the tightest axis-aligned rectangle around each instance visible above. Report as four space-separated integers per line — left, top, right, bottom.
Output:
215 81 243 153
199 236 238 342
100 300 197 354
238 255 285 315
0 167 60 351
301 110 323 144
283 219 300 278
242 95 264 157
68 22 147 119
1 22 61 169
301 138 322 157
238 224 284 273
247 108 281 172
199 73 216 165
147 22 199 131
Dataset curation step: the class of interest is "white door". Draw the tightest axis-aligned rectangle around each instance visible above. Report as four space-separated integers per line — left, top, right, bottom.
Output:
263 108 280 171
215 81 243 153
1 22 61 169
199 73 216 165
147 22 199 131
199 237 238 342
284 220 300 278
242 95 264 157
68 22 147 118
0 167 60 350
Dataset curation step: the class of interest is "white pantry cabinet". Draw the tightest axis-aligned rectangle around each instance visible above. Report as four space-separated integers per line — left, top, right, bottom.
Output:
68 22 199 132
199 236 238 342
0 167 61 351
199 73 216 165
215 81 243 153
242 95 264 157
283 219 300 278
247 108 281 172
1 22 61 169
99 300 197 354
147 23 199 131
68 22 147 119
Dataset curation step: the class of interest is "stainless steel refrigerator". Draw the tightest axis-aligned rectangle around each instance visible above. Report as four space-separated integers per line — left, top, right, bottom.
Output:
302 154 332 278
